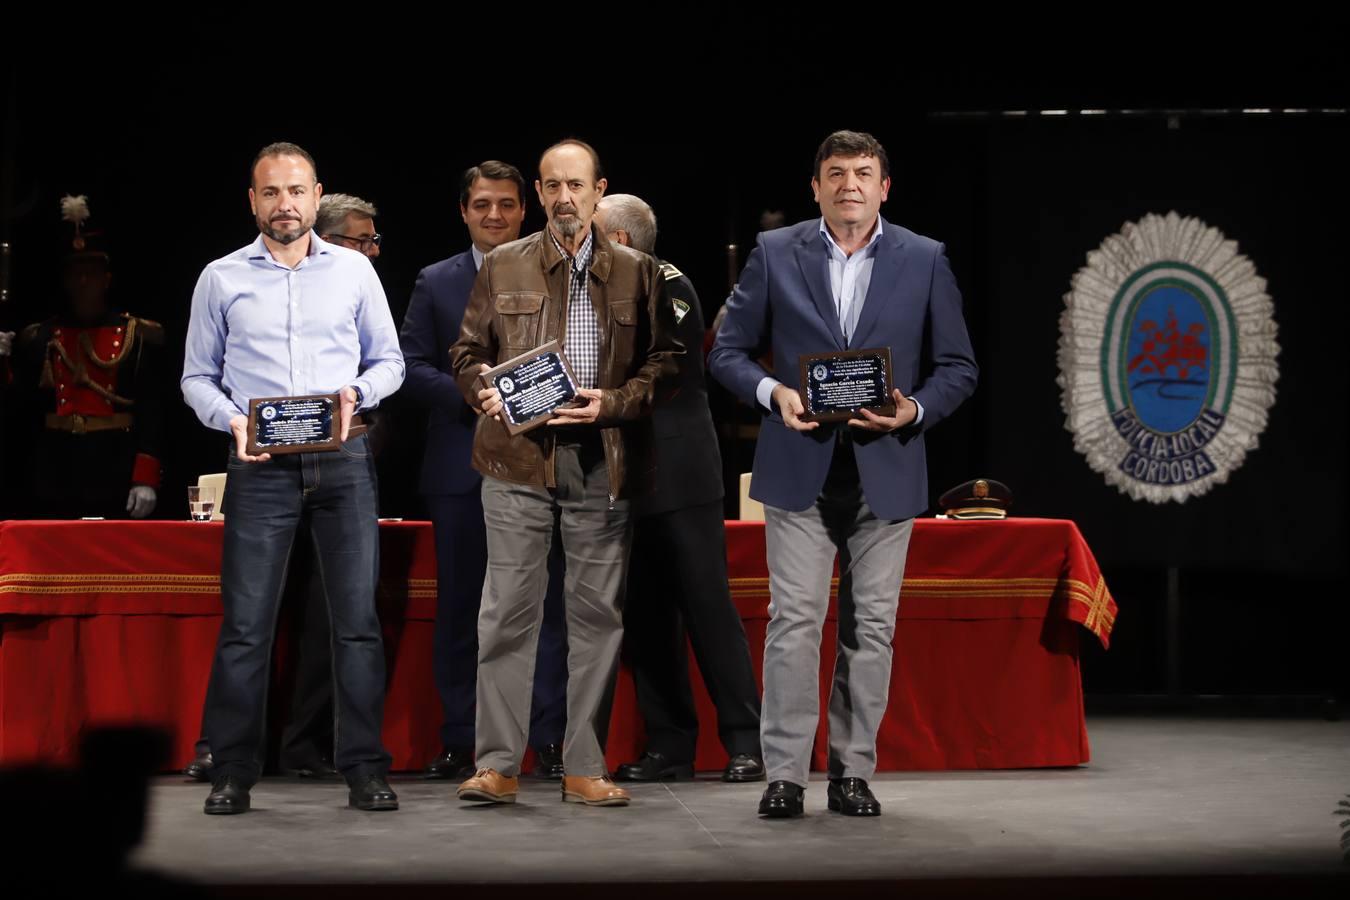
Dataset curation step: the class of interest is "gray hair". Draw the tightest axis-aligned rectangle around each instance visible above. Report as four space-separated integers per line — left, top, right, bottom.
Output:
316 193 379 236
598 193 657 254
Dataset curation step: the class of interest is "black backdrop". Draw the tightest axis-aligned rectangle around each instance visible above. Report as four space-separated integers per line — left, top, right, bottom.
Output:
2 47 1345 699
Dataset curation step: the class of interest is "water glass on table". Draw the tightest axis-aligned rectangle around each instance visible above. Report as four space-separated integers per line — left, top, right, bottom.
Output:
188 486 215 522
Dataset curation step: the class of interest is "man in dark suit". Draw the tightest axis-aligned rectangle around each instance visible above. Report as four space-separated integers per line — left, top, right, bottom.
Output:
399 161 568 780
592 194 765 783
709 130 978 818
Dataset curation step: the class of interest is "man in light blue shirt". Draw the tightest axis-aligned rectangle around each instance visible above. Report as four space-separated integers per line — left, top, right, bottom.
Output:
182 142 404 816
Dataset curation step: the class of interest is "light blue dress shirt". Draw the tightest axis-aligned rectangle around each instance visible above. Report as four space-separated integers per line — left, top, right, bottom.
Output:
182 232 404 433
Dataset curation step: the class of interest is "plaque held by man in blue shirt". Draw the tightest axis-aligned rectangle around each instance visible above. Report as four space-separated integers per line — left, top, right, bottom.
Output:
246 393 341 455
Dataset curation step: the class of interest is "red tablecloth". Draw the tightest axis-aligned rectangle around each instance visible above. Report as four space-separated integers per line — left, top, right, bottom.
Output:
0 518 1115 771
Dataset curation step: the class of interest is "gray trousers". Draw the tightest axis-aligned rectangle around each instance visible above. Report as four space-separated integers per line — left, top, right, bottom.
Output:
761 440 913 787
475 440 632 777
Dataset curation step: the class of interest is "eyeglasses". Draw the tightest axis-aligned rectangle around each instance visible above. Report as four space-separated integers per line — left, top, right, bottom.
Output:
327 232 382 251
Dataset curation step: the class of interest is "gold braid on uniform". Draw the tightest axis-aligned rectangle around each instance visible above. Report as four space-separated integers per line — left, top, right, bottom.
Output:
80 316 138 369
46 338 134 407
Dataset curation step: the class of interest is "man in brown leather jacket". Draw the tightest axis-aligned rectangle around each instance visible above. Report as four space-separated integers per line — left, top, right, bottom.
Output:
450 139 681 808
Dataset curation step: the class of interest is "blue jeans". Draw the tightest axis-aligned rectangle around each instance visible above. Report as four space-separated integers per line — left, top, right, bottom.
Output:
204 434 391 786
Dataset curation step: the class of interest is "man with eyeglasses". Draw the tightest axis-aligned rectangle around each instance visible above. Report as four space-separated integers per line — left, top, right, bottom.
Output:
276 190 382 780
317 194 382 259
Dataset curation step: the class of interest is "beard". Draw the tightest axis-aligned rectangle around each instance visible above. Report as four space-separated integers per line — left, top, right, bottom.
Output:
551 202 581 238
259 212 310 244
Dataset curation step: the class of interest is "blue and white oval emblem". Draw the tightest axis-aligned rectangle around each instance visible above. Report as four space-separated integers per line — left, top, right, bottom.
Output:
499 377 516 395
1058 212 1279 503
812 364 828 382
261 405 277 421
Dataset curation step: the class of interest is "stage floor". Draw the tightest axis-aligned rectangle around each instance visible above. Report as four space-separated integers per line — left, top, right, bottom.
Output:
129 716 1350 895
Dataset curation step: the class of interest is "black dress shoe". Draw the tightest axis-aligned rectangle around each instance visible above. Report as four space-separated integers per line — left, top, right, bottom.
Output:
204 776 250 815
531 743 565 780
184 751 212 782
757 780 805 818
423 747 475 780
721 753 766 783
283 755 340 779
349 774 399 811
827 777 881 816
615 750 694 782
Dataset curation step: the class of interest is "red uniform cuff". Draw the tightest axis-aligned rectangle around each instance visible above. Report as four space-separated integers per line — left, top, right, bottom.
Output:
132 453 161 489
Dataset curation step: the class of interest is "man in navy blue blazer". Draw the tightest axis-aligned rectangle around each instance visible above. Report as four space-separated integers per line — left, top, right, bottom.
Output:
709 131 977 818
398 161 568 780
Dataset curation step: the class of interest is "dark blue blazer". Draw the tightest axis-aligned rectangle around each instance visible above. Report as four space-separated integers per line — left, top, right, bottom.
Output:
398 250 482 496
708 217 978 521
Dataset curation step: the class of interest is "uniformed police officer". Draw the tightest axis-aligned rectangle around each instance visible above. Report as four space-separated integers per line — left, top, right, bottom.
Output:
593 193 765 782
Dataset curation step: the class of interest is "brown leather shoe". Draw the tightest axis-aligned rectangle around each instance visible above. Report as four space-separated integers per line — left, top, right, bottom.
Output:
457 767 519 804
561 775 631 807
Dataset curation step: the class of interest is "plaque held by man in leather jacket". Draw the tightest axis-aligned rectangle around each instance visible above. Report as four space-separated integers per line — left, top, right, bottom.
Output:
478 340 581 436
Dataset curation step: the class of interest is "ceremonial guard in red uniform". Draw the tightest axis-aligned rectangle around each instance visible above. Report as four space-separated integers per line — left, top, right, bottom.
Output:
11 196 163 519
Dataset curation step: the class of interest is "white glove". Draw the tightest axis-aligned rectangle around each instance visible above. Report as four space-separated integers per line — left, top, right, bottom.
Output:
0 331 14 357
126 485 157 519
